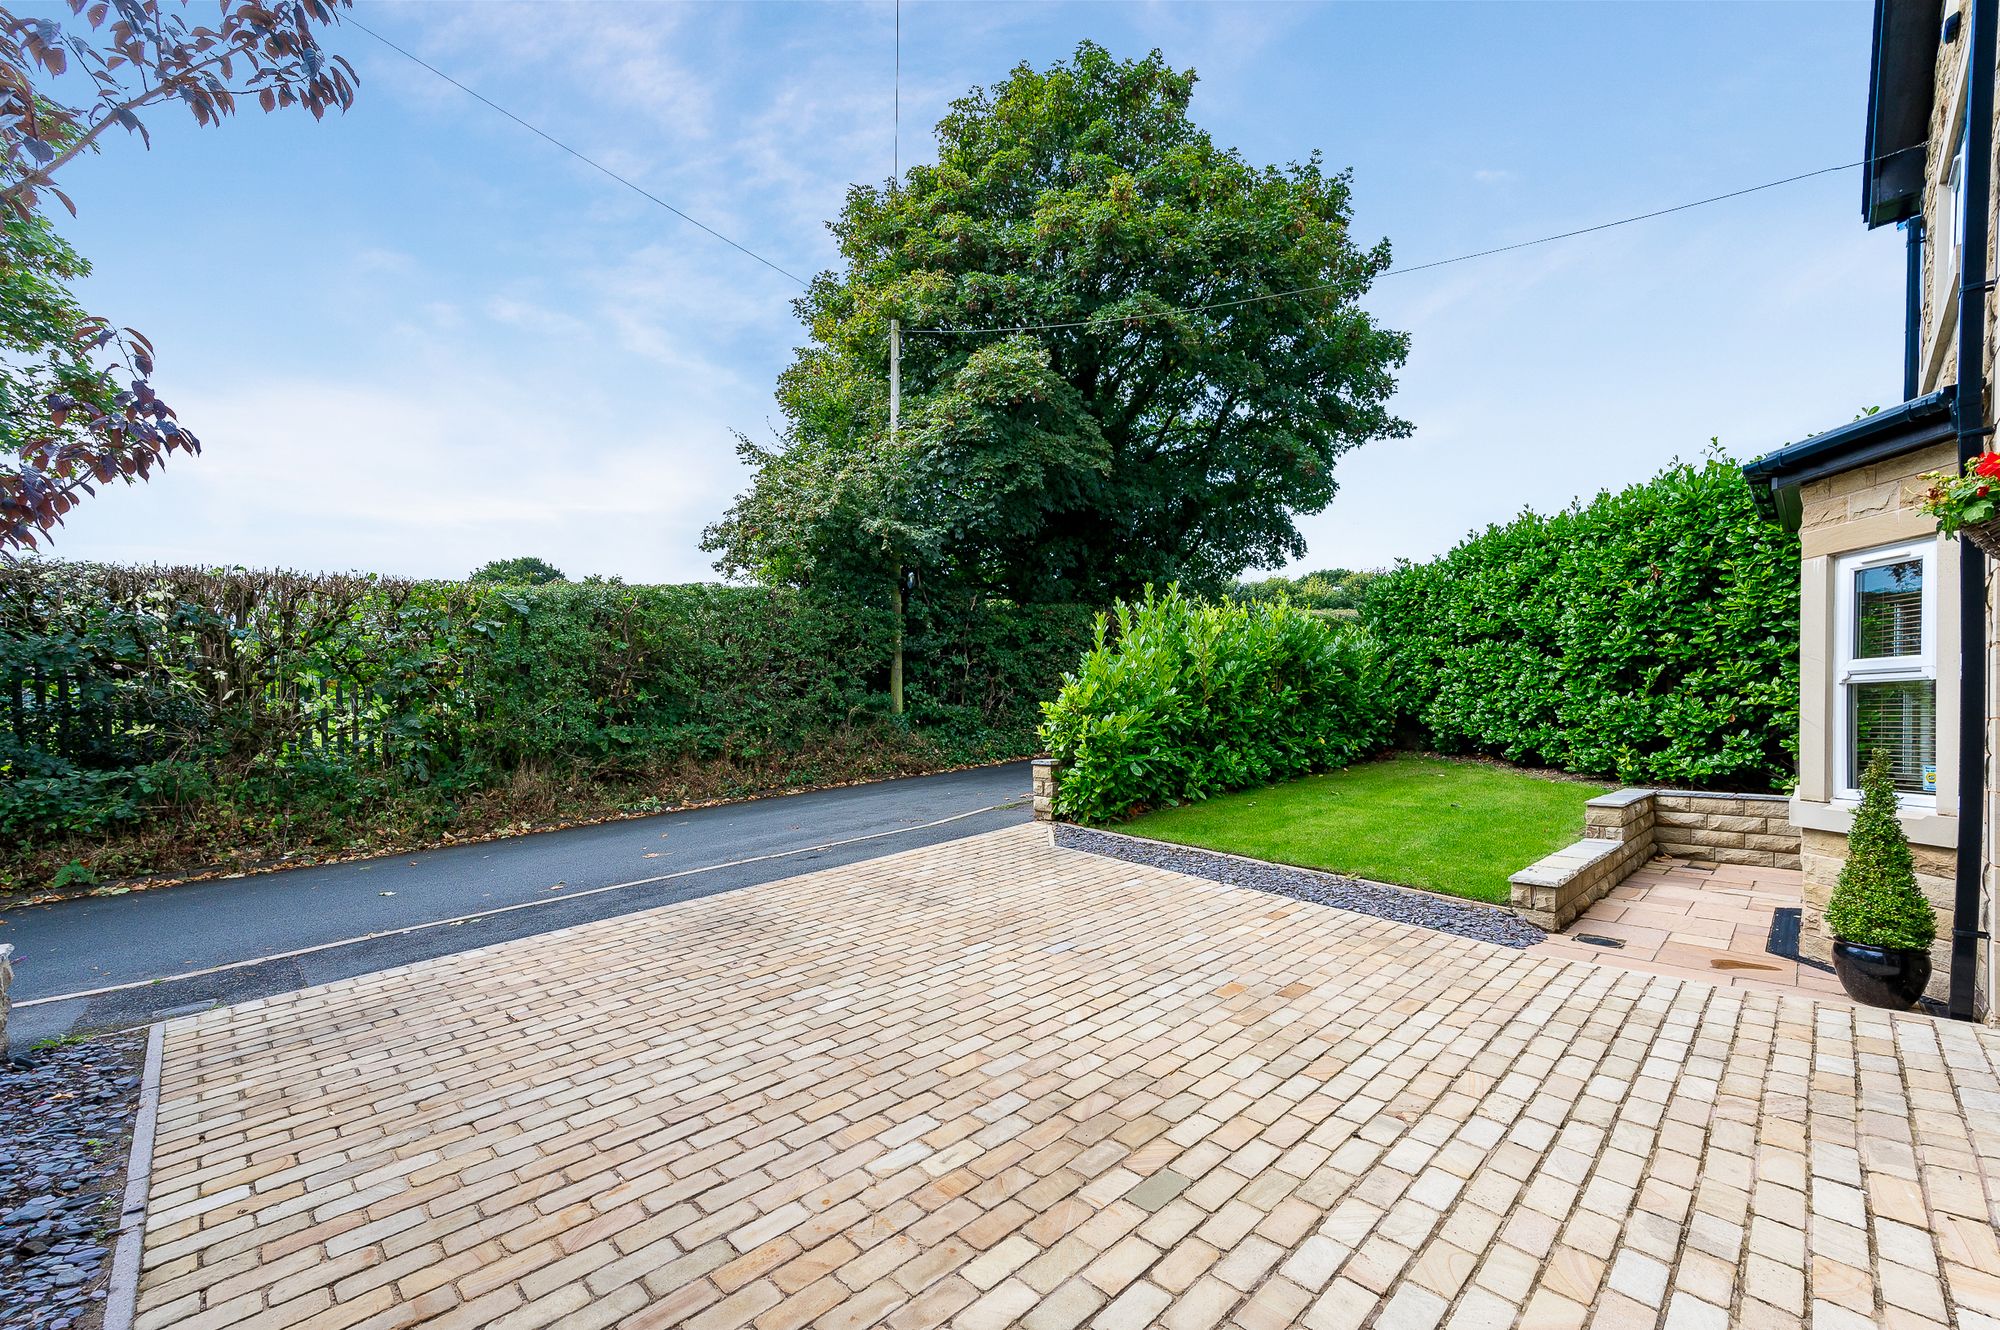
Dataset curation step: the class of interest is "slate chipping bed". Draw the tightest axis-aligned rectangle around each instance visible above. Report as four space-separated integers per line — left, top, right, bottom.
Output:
1054 824 1547 949
0 1032 145 1330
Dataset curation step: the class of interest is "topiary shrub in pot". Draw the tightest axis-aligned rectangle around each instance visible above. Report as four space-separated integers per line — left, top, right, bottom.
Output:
1825 749 1937 1009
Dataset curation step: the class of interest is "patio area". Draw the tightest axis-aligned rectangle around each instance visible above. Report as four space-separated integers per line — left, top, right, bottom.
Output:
130 824 2000 1330
1528 857 1853 1006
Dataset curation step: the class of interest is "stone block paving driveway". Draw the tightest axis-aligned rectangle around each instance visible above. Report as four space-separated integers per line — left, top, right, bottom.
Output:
134 825 2000 1330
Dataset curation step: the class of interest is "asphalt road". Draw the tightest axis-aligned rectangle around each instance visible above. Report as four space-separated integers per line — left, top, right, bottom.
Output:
2 761 1033 1050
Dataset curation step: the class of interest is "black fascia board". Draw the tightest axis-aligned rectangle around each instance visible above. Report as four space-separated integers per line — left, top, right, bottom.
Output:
1741 388 1958 528
1865 0 1945 228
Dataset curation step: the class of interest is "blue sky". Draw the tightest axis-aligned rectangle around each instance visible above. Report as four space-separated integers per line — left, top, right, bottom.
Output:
37 0 1900 583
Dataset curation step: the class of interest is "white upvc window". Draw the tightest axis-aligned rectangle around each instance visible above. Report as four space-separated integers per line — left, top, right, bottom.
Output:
1930 109 1968 339
1949 132 1967 264
1834 539 1938 805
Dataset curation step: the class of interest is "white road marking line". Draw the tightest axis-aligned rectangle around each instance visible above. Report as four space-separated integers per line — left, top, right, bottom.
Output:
16 801 1021 1009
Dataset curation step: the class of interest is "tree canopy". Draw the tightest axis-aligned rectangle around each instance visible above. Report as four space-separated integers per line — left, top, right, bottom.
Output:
706 41 1409 604
1229 567 1383 615
470 556 566 586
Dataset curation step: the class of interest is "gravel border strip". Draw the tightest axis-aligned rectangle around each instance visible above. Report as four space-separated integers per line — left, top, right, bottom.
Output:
99 1024 162 1330
1052 824 1547 949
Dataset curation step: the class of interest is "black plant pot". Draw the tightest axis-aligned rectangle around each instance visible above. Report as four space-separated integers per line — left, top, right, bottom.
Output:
1831 939 1933 1010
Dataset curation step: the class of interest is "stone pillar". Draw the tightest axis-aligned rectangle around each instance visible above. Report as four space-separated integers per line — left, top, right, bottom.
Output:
1509 790 1658 931
1032 759 1057 822
0 943 13 1056
1585 788 1657 846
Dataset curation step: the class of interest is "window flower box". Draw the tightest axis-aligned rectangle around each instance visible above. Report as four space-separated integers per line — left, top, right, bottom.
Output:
1920 451 2000 559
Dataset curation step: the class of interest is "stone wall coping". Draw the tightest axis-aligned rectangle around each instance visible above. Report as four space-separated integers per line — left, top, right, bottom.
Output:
1585 788 1655 809
1652 789 1788 804
1509 838 1625 889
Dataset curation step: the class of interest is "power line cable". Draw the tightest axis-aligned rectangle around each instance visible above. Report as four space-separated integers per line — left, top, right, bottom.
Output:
907 151 1921 335
332 21 1925 340
346 16 810 287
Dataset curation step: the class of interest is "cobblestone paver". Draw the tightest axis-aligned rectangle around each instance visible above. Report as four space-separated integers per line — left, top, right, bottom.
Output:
132 824 2000 1330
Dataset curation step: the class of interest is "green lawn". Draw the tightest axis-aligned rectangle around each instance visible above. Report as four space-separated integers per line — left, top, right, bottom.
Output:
1120 753 1611 903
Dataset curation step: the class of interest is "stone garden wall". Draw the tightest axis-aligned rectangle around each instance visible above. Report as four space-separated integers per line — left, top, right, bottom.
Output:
1509 789 1801 931
1650 791 1799 869
1031 758 1803 938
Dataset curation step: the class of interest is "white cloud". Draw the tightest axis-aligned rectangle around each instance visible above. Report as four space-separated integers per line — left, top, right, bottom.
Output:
50 356 755 582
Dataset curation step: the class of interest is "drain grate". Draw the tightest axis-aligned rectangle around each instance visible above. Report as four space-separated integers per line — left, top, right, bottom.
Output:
1573 934 1625 949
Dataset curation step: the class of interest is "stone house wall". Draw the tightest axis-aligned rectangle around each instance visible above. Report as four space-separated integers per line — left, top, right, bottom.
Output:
1789 447 1965 1009
1913 0 1999 1017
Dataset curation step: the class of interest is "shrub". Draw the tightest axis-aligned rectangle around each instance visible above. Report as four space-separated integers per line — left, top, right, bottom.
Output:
1826 749 1936 951
1362 457 1798 789
0 560 1096 886
1038 586 1392 823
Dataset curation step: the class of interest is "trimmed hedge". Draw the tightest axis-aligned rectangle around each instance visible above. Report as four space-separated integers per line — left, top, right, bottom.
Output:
1363 458 1799 790
1827 749 1935 951
1038 586 1393 823
0 561 1094 885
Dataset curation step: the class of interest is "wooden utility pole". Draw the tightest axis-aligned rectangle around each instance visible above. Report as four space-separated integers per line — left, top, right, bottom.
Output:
889 318 905 717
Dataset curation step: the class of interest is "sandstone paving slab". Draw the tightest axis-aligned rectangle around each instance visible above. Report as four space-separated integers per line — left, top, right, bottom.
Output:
129 824 2000 1329
1531 858 1851 1004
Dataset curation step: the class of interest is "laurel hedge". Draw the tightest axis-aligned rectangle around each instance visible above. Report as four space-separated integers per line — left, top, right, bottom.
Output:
1038 587 1393 823
1361 457 1799 790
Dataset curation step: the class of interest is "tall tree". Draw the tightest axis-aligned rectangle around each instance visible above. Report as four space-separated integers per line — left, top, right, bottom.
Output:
470 556 567 586
704 335 1106 710
0 1 357 551
707 41 1410 605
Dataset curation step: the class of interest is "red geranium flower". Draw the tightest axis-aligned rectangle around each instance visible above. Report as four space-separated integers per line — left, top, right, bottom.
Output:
1975 452 2000 478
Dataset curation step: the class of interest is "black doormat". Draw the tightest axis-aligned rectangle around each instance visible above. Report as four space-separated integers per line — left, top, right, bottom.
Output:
1766 907 1836 974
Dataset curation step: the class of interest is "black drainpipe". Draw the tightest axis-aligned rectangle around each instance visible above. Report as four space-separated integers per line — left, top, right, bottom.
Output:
1906 217 1925 401
1952 0 1995 1023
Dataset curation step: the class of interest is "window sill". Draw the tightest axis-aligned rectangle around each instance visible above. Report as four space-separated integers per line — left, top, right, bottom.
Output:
1789 795 1957 848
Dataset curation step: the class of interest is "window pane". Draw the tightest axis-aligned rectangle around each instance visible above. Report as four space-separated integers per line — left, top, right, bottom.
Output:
1850 679 1937 794
1854 559 1924 658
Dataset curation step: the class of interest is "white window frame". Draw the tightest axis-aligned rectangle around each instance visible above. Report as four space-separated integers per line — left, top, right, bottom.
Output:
1949 133 1967 263
1833 538 1938 807
1928 96 1969 353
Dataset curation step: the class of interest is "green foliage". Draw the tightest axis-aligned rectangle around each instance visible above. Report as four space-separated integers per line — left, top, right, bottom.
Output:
705 41 1409 605
469 556 566 586
0 216 128 473
1229 568 1381 616
1362 457 1799 789
1826 750 1936 950
0 561 1095 887
1038 586 1392 824
50 859 97 890
1917 451 2000 537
